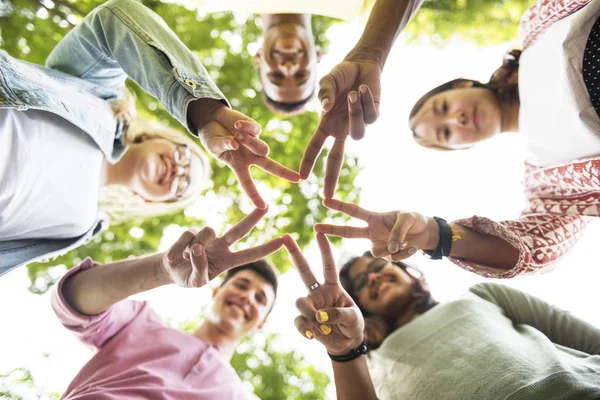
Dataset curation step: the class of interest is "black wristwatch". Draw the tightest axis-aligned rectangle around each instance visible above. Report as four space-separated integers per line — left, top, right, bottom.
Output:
328 339 368 362
423 216 452 260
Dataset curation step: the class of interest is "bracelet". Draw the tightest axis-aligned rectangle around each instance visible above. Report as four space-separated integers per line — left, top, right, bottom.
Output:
423 217 452 260
328 339 368 363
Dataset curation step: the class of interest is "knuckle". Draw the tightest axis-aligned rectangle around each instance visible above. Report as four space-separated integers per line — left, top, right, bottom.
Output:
295 297 306 310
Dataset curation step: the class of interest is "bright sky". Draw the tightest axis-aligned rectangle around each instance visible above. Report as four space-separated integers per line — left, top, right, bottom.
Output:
1 17 599 400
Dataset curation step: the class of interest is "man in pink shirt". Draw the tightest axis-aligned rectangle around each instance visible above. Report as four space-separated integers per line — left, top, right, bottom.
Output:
52 208 281 399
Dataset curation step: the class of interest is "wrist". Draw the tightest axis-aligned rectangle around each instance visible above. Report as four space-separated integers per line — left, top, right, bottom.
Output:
187 98 226 134
154 254 174 286
346 44 385 70
328 338 368 362
425 217 441 250
327 336 365 357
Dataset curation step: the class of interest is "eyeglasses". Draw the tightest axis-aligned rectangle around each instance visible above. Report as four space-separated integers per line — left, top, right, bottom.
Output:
352 259 387 294
170 144 192 201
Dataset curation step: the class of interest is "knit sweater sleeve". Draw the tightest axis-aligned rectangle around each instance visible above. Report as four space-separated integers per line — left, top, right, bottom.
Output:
519 0 593 49
448 214 591 278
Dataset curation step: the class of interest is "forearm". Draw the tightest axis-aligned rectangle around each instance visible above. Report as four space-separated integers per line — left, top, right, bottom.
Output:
472 283 600 355
449 224 520 271
47 0 228 132
349 0 423 68
62 253 172 316
332 356 378 400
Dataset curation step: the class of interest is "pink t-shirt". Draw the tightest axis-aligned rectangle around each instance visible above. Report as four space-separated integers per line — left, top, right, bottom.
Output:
51 258 249 400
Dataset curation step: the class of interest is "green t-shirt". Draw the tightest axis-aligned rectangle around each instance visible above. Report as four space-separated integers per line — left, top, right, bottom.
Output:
368 283 600 400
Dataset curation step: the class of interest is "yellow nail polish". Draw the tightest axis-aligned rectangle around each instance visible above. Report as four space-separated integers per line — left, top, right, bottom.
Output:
320 324 331 335
305 330 314 339
319 311 329 322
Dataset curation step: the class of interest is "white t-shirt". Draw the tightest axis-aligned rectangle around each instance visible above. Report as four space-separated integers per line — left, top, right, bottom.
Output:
0 109 104 240
519 0 600 167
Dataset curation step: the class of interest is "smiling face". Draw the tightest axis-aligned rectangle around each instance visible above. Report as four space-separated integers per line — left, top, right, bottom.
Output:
410 82 503 150
254 22 321 107
209 270 276 338
347 256 416 318
125 138 205 202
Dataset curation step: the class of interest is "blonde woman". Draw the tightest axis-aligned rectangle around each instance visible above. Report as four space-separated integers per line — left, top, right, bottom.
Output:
0 0 298 276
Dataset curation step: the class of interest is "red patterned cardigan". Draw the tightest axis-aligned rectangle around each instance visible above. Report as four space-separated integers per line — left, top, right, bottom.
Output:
450 0 600 278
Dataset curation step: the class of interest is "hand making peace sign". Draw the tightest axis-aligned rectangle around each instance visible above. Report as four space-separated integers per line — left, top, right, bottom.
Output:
299 58 381 199
284 233 364 356
314 198 440 262
161 207 283 288
196 104 301 209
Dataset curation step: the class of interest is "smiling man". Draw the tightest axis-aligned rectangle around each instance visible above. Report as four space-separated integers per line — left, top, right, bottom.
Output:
51 209 281 399
188 0 378 114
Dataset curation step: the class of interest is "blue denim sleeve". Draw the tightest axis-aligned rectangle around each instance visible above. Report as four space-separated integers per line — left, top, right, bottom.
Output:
45 0 229 133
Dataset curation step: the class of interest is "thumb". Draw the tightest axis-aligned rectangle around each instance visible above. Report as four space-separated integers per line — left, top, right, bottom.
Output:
204 132 240 158
318 73 337 113
219 107 260 135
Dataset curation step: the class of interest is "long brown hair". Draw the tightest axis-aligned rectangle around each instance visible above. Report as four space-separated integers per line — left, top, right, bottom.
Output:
409 49 521 149
339 252 437 350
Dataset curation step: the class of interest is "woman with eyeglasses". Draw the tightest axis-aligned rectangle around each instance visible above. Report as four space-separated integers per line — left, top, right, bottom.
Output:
289 246 600 400
0 0 300 277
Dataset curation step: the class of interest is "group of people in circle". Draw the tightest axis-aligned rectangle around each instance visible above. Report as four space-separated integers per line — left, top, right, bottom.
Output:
2 0 600 398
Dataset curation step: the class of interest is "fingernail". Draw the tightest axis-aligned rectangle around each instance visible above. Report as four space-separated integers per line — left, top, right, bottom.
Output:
360 85 368 94
348 92 357 104
320 325 331 335
388 241 399 253
305 330 314 339
408 247 417 255
321 98 330 108
167 252 175 262
192 245 202 257
319 311 329 322
401 241 409 250
235 121 242 129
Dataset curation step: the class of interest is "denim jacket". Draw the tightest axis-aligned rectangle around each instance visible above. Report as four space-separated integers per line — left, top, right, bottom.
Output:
0 0 228 276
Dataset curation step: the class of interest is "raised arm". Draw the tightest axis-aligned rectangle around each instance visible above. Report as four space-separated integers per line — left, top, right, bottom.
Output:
300 0 424 197
284 234 377 400
470 283 600 355
47 0 299 208
315 198 591 278
63 207 282 315
46 0 227 130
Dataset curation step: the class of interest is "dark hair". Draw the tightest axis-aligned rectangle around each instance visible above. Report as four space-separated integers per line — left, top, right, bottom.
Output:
263 90 315 115
221 259 279 311
409 50 521 146
339 251 436 320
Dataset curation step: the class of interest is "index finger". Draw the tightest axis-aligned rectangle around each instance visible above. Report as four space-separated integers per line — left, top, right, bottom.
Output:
314 223 369 239
232 237 284 266
323 137 345 199
322 198 372 221
316 233 338 284
253 155 301 183
299 127 328 180
283 234 318 287
232 166 267 209
221 207 269 245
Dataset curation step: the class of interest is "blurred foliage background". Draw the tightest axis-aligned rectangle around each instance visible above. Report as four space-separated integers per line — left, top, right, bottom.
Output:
0 0 533 397
1 0 361 294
